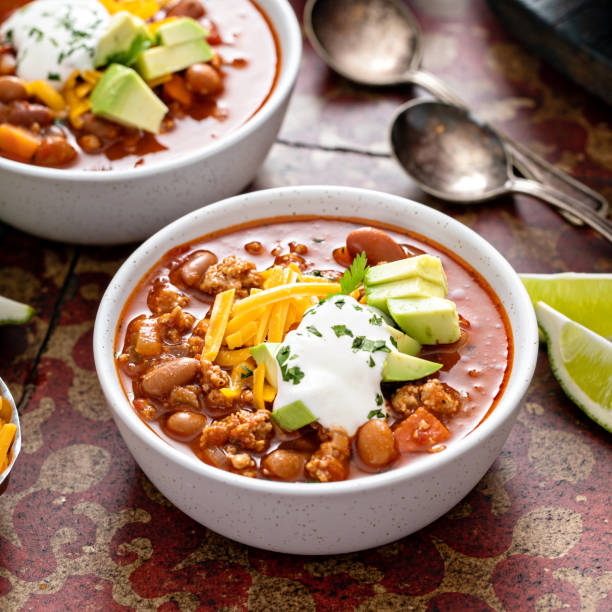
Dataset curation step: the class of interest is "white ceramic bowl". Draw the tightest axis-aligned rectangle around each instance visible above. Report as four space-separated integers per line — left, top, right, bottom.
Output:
94 186 539 554
0 0 301 245
0 377 21 489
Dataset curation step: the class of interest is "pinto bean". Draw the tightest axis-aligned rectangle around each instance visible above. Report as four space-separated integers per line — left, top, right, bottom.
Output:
261 450 306 481
166 411 207 440
78 133 102 153
141 357 200 397
167 0 205 19
186 63 221 96
7 101 53 126
346 227 406 265
0 75 27 102
0 54 17 76
179 250 218 287
80 112 119 140
356 419 397 468
33 135 77 167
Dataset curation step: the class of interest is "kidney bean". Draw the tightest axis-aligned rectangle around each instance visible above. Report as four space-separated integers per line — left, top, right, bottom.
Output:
186 63 222 96
0 54 16 76
346 227 406 265
167 0 205 19
78 133 102 153
8 101 53 126
244 241 263 255
288 242 308 255
141 357 200 397
0 75 27 102
34 136 77 167
80 112 119 140
166 411 207 440
178 250 218 287
261 450 306 481
274 252 307 270
356 419 397 468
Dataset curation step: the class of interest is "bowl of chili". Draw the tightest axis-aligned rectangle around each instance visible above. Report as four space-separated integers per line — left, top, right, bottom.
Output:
0 0 301 244
94 185 539 554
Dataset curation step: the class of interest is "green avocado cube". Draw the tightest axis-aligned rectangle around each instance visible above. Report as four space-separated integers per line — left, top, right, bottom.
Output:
386 325 421 356
387 296 461 345
95 11 152 68
90 64 168 133
271 400 317 431
157 17 208 46
365 277 446 312
134 37 213 81
249 342 280 388
382 352 442 382
365 255 448 293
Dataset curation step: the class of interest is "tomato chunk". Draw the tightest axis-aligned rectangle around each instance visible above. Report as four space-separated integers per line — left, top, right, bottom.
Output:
394 407 450 452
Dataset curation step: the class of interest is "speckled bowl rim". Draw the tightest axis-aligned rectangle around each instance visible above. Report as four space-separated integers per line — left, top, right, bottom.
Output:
0 0 301 180
0 377 21 486
94 185 539 497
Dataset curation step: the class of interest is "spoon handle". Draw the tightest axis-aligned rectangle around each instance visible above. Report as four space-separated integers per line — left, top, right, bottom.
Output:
407 69 609 223
509 178 612 243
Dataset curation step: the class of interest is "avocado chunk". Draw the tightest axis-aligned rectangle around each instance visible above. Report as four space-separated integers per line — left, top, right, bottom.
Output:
386 325 421 356
387 296 461 345
90 63 168 133
365 277 446 312
95 11 153 68
157 17 208 46
365 255 449 293
271 400 317 431
249 342 280 388
135 38 213 81
382 352 442 382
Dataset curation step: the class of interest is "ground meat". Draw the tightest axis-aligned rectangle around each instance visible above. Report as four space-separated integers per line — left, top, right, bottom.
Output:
147 280 189 315
200 359 230 391
224 444 257 477
305 428 351 482
158 305 195 343
198 255 263 298
392 379 461 418
167 385 200 411
200 409 272 452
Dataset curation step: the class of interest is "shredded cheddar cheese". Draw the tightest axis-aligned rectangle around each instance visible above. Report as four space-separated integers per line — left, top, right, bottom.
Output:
98 0 160 20
202 288 235 362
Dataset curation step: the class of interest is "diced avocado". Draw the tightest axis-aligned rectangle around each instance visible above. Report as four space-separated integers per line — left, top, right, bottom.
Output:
271 400 317 431
364 255 449 293
365 277 446 312
387 297 461 345
382 352 442 382
134 38 213 81
94 11 153 68
385 325 421 356
90 64 168 134
249 342 280 388
157 17 208 46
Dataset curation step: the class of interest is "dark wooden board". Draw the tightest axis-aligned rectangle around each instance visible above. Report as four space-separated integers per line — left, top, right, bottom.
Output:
488 0 612 106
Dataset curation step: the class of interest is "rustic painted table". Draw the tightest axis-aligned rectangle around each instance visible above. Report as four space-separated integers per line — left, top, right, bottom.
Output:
1 1 611 610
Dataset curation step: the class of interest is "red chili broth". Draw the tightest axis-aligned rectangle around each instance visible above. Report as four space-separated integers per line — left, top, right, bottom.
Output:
115 216 514 480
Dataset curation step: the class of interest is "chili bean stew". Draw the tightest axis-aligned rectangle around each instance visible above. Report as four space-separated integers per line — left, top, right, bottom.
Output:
0 0 279 169
115 217 513 483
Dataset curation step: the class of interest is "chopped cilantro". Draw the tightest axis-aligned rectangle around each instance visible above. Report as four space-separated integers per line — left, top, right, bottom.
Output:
276 346 304 385
240 365 253 379
332 324 353 338
29 26 43 41
376 394 384 406
353 304 363 311
312 270 322 277
47 72 60 81
306 325 322 337
312 237 325 243
389 336 398 348
368 408 386 419
352 336 390 353
369 314 383 326
106 32 152 66
339 251 368 295
334 298 345 309
368 355 375 368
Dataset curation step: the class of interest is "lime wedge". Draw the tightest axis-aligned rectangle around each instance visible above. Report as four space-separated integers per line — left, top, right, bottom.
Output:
520 273 612 339
536 302 612 432
0 296 34 325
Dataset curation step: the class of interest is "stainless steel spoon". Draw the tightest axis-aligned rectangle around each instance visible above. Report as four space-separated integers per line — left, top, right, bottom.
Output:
304 0 610 222
389 101 612 242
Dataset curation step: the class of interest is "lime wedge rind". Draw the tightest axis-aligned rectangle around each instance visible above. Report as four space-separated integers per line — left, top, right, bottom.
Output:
536 301 612 433
520 273 612 340
0 296 35 326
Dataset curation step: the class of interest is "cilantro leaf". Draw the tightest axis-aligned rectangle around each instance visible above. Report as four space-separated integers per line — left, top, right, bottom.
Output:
368 408 386 419
240 365 253 379
306 325 322 337
332 324 353 338
368 355 375 367
105 33 152 67
369 314 382 326
376 393 384 406
352 336 390 353
339 251 368 295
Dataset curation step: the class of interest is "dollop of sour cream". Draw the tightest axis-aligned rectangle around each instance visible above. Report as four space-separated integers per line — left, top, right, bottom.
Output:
0 0 109 89
273 295 394 437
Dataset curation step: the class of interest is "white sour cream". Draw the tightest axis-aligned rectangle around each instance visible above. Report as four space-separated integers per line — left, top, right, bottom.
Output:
273 295 394 436
1 0 109 88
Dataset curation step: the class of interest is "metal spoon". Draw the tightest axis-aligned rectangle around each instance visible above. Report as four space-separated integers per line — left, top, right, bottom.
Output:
389 101 612 242
304 0 609 222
